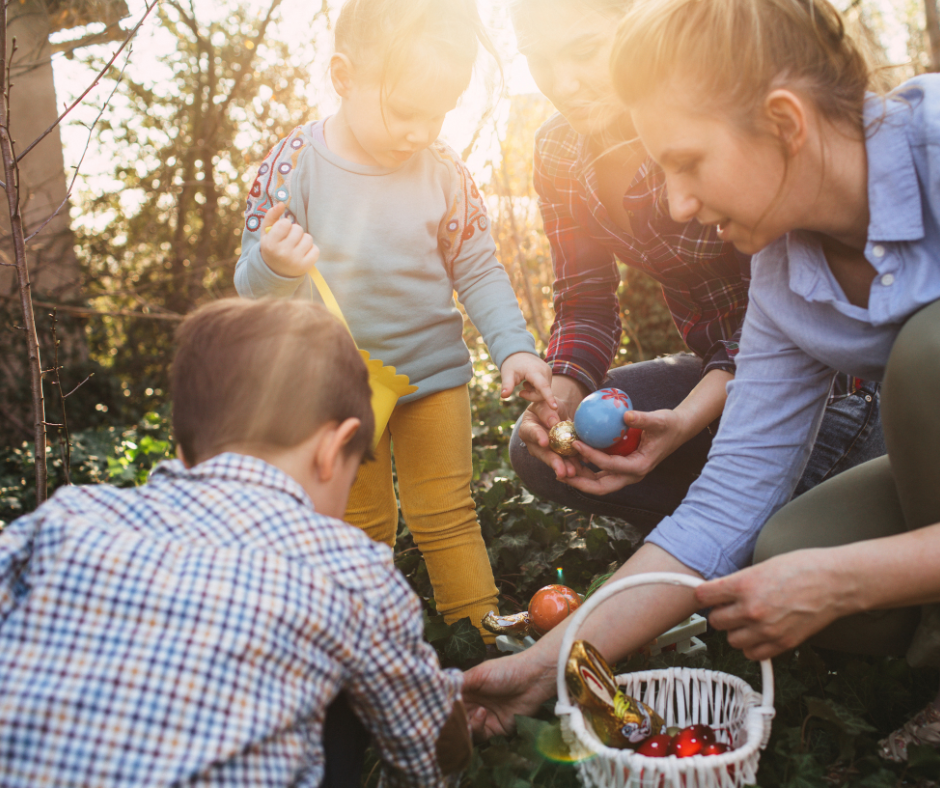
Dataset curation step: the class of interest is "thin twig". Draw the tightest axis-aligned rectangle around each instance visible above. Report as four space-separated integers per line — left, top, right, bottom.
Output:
47 309 73 484
15 0 159 164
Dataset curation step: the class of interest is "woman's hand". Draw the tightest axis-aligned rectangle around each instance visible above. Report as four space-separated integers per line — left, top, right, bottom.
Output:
695 549 856 661
516 375 588 480
562 408 692 495
500 353 557 409
259 202 320 278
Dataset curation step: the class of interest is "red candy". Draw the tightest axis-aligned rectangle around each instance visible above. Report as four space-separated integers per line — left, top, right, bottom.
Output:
701 742 730 755
528 585 582 635
668 724 716 757
636 733 672 757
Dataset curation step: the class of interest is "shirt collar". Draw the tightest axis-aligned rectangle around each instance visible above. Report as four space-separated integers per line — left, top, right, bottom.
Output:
150 453 314 509
865 91 924 243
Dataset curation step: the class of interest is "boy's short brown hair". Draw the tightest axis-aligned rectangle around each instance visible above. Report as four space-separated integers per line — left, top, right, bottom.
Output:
171 298 374 464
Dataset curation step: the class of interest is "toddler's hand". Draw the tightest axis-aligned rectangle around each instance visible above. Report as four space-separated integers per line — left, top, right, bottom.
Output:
259 202 320 278
499 353 556 409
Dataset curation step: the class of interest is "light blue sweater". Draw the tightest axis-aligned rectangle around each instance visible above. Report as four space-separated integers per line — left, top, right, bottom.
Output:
235 121 537 403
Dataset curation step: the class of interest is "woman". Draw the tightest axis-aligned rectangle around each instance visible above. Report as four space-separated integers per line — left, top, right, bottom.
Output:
467 0 938 761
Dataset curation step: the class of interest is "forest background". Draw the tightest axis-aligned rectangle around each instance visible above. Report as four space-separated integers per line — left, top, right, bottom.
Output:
1 0 939 785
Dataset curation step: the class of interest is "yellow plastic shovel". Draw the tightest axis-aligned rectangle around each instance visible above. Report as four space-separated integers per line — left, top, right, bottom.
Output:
308 268 417 448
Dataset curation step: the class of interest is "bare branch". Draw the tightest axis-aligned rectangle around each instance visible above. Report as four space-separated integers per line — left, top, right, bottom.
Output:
16 0 160 164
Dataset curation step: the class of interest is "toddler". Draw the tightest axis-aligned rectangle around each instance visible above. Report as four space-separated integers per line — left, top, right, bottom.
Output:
235 0 553 640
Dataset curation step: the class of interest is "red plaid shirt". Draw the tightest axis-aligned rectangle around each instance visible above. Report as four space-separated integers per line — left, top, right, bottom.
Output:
536 113 752 390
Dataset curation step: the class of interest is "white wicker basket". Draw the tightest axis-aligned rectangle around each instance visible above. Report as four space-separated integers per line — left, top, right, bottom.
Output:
555 572 775 788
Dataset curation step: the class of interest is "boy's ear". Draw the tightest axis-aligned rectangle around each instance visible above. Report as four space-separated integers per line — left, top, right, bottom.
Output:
330 53 356 98
314 417 362 482
764 89 808 158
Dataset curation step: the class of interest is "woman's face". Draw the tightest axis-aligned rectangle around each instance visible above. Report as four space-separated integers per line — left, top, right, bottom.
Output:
512 2 625 136
631 93 797 255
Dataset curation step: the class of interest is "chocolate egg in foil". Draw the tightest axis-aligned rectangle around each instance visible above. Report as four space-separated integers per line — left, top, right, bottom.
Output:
549 420 579 456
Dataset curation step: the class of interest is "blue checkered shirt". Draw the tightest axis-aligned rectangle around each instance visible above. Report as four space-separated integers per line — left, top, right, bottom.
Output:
0 453 462 787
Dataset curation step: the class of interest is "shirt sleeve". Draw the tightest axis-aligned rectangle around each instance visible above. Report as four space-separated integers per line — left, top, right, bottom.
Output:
345 569 464 787
234 126 315 301
436 145 538 369
534 136 622 391
0 511 41 622
645 289 835 578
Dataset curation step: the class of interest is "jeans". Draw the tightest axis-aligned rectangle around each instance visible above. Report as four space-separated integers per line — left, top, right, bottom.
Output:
509 353 886 535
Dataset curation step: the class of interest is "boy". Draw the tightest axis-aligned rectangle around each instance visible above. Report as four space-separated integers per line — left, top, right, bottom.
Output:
0 299 471 787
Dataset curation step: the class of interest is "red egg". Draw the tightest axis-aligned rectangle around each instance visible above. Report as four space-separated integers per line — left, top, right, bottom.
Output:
528 585 582 635
604 427 642 456
636 733 672 757
667 724 716 757
701 742 730 756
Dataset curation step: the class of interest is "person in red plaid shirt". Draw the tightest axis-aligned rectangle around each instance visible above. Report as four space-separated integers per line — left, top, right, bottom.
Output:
507 0 886 532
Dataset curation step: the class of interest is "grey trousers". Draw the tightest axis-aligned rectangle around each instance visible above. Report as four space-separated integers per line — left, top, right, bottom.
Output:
755 300 940 665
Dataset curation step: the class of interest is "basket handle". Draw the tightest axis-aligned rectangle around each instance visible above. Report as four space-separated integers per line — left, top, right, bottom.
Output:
555 572 774 714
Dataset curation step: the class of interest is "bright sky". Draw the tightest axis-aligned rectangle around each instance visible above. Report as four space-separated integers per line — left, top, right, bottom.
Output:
51 0 914 198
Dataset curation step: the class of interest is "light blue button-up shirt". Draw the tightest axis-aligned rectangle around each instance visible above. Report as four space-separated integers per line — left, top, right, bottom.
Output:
646 75 940 579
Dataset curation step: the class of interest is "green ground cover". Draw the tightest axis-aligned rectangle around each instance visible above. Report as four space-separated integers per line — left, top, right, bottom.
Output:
1 382 937 787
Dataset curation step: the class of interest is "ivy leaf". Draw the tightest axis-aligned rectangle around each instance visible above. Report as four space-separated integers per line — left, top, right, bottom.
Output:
781 752 828 788
584 527 608 556
423 612 452 644
444 617 486 667
803 696 877 735
907 742 940 777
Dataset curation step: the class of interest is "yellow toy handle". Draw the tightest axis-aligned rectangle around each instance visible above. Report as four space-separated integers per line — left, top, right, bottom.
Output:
308 268 351 334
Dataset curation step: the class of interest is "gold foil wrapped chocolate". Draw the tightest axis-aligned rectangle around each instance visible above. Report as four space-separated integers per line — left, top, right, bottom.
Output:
565 640 666 749
549 420 579 457
482 610 534 638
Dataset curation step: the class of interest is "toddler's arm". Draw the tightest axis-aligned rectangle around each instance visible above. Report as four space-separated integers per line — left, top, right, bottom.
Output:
235 126 316 300
435 145 553 404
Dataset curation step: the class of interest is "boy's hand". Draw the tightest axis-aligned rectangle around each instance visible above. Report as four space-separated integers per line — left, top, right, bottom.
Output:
500 353 556 409
259 201 320 278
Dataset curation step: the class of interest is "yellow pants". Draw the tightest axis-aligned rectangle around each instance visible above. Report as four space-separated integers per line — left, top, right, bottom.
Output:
345 386 498 642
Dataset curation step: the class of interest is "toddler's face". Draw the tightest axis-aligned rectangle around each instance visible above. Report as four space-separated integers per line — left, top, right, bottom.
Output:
343 53 472 169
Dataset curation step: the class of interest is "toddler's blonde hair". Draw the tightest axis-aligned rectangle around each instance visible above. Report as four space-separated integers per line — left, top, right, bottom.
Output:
335 0 499 104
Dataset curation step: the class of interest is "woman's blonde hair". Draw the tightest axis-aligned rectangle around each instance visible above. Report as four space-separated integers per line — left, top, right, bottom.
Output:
335 0 499 102
610 0 879 132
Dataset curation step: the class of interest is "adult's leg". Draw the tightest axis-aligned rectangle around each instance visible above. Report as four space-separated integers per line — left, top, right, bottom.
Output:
881 300 940 667
345 427 399 548
509 354 712 532
755 299 940 658
392 387 499 641
754 457 919 655
794 380 886 497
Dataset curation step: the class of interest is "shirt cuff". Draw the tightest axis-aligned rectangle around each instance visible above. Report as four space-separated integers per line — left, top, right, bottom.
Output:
242 247 306 299
546 359 600 393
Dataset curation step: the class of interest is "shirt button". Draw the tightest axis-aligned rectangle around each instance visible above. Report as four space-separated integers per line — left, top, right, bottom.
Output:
872 244 886 258
881 273 895 287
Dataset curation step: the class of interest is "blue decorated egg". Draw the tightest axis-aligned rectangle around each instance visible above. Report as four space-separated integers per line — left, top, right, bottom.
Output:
574 388 642 456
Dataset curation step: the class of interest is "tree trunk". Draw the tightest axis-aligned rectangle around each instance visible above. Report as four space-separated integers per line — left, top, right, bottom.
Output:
926 0 940 71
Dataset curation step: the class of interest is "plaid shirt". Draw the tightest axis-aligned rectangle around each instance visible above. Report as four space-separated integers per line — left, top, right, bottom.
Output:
0 454 461 788
536 112 753 391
